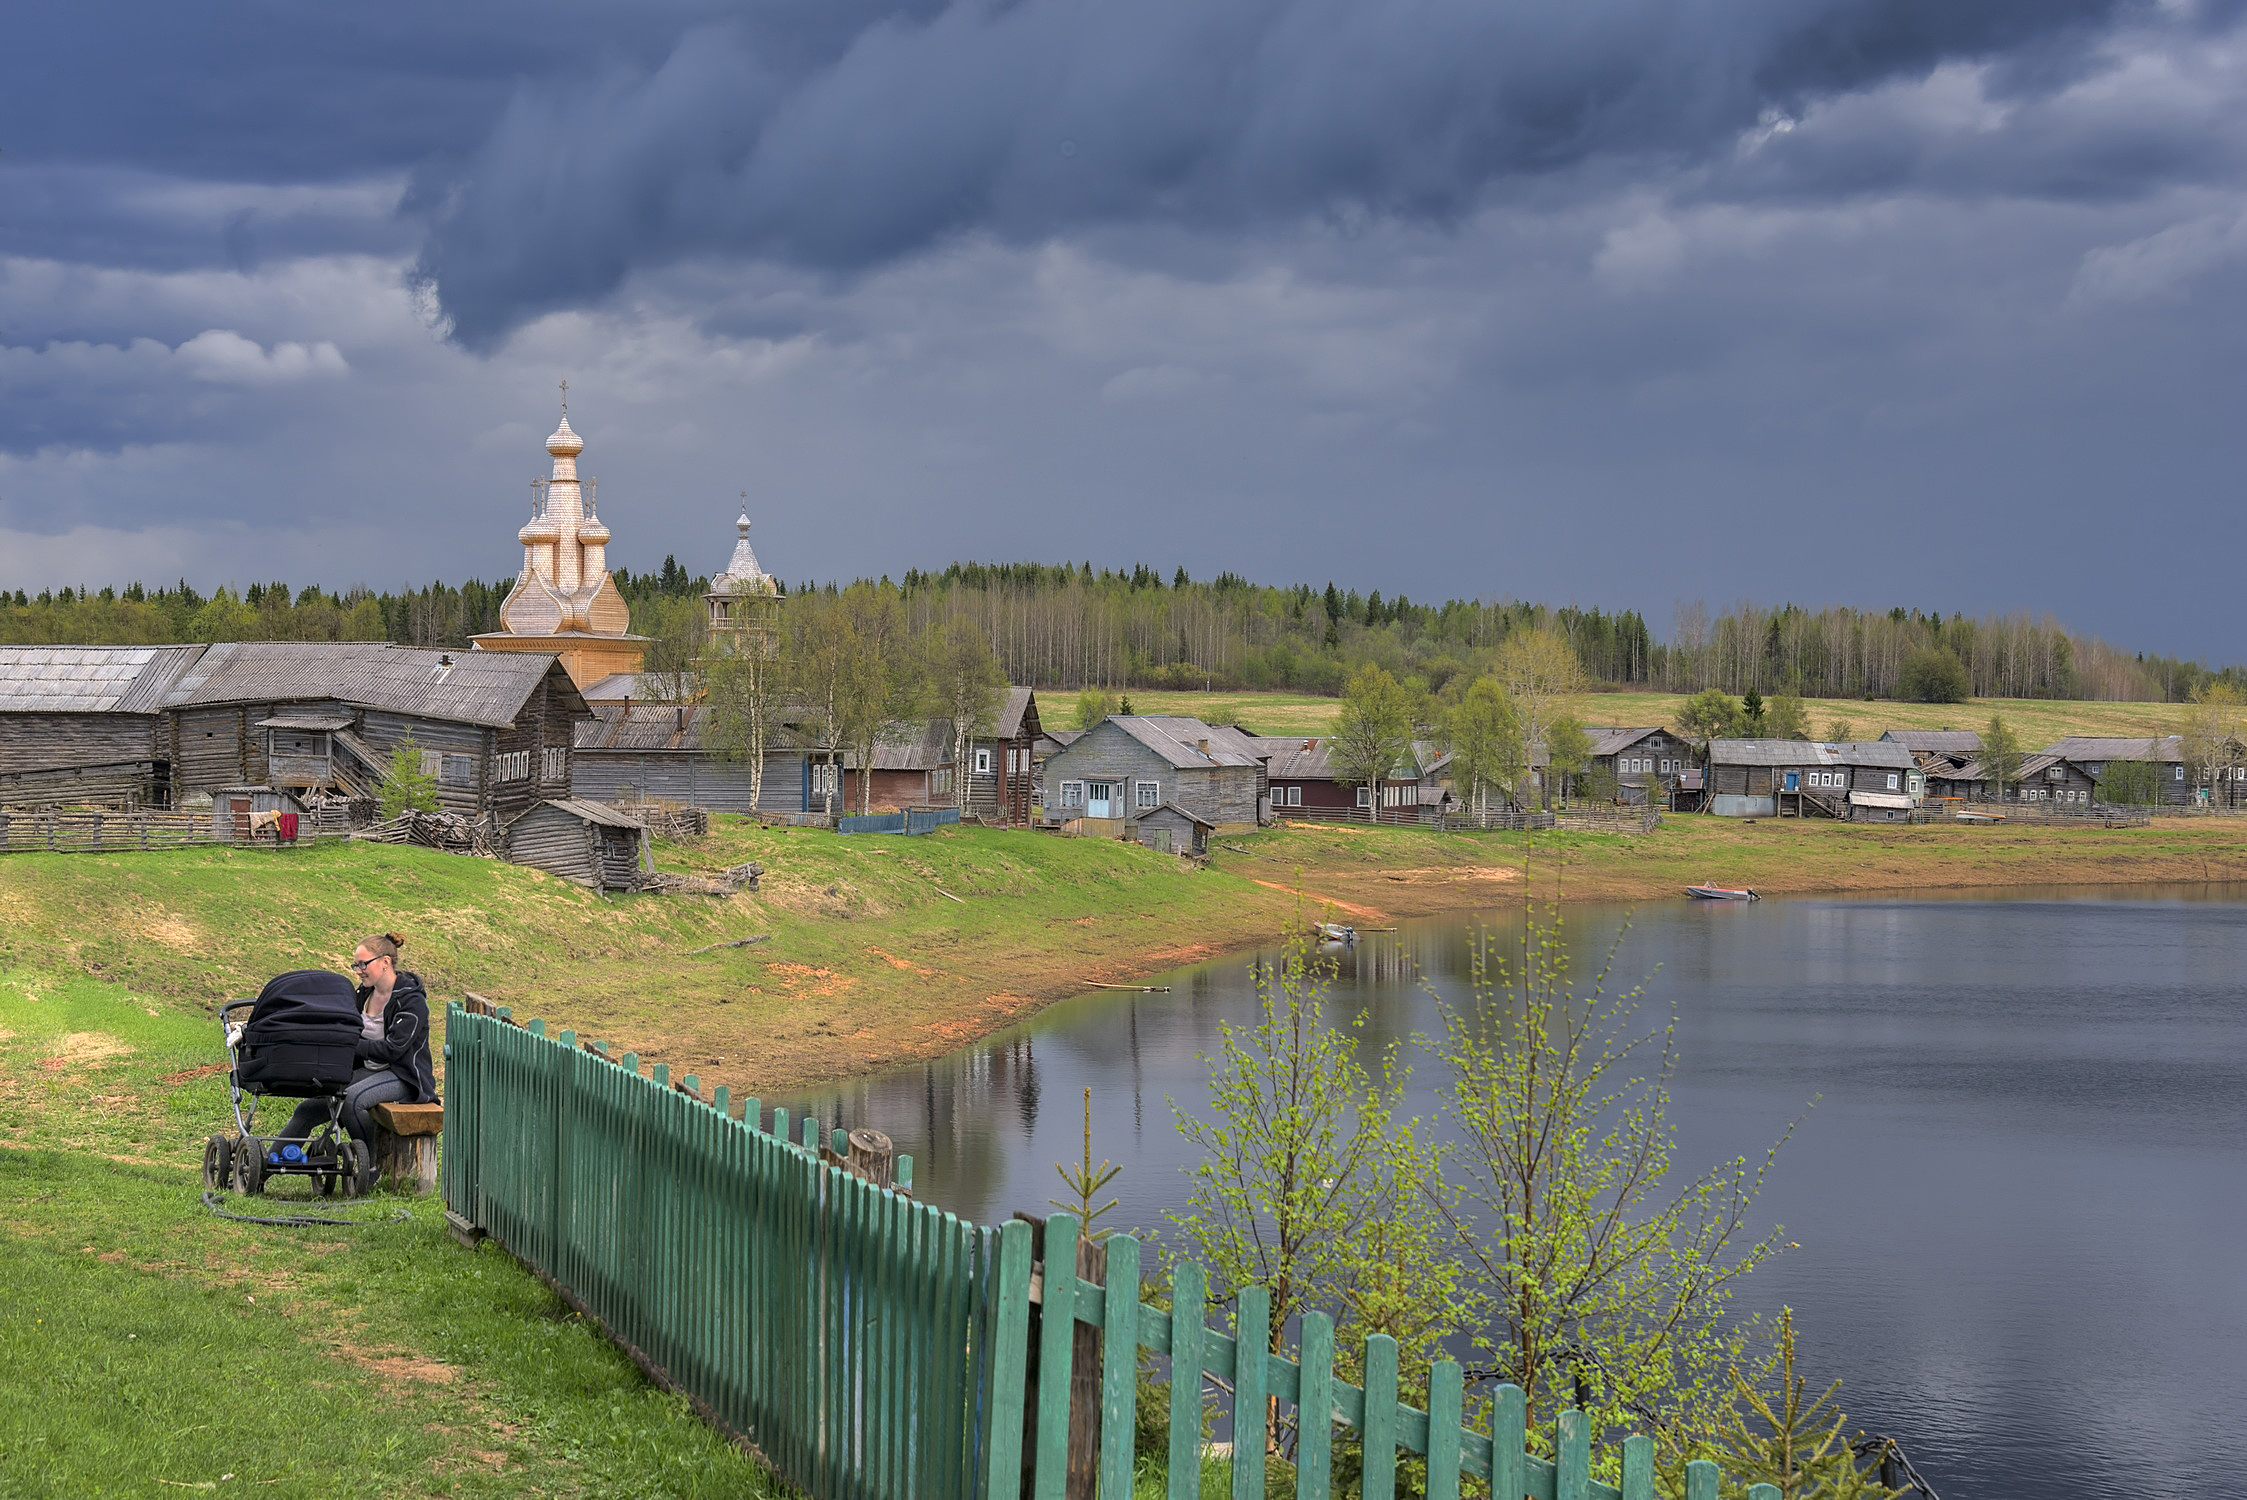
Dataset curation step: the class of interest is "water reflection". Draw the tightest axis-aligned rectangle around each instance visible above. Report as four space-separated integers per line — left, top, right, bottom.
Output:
788 885 2247 1500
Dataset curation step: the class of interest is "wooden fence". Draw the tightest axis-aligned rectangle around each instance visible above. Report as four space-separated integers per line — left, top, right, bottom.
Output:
443 1004 1771 1500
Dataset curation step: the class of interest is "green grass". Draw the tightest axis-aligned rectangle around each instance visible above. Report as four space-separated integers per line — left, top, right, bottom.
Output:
1127 686 2190 747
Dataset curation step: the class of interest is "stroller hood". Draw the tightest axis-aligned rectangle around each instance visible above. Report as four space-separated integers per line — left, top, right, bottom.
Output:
246 969 362 1039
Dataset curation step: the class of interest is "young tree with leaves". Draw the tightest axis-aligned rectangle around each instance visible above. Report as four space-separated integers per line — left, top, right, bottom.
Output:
785 592 851 817
1696 1309 1900 1500
1981 714 2022 802
1445 676 1526 817
2181 683 2244 806
1170 930 1458 1456
1330 662 1414 822
1677 689 1743 759
703 631 788 810
1496 627 1586 771
1765 683 1810 742
1073 685 1120 731
378 737 439 818
928 621 1007 812
636 593 708 704
1430 903 1791 1460
1545 715 1593 807
835 585 918 814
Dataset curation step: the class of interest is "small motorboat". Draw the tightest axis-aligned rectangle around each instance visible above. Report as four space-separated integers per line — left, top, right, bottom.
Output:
1685 884 1759 901
1312 922 1358 943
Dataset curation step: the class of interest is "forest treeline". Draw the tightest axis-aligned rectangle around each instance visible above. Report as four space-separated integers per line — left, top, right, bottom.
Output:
0 559 2234 704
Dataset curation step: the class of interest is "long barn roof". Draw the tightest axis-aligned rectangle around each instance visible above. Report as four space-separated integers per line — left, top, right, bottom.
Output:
0 645 209 713
159 642 581 728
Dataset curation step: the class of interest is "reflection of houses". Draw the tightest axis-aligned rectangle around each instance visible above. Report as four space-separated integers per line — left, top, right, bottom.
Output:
1587 726 1692 804
0 642 585 819
1042 716 1265 832
1706 739 1922 821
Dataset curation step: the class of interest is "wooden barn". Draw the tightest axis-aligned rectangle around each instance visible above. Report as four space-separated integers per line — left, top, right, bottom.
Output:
2043 736 2194 805
505 798 648 891
572 704 813 813
0 646 208 807
1130 801 1215 856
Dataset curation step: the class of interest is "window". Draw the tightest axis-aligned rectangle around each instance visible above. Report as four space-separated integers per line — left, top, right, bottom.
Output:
442 754 474 787
1286 786 1302 806
542 746 568 783
419 751 442 779
1887 773 1899 790
1356 786 1372 808
1059 780 1084 808
932 768 952 796
1136 780 1161 810
812 763 839 797
2174 764 2185 780
496 750 531 783
973 747 993 776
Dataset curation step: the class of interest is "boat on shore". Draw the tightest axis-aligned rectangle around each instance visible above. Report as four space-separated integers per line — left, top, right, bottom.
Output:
1311 922 1358 943
1685 883 1759 901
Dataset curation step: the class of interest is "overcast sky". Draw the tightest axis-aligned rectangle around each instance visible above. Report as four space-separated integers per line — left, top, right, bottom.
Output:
3 0 2244 657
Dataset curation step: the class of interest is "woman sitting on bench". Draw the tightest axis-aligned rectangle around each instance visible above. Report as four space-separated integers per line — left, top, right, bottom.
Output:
278 931 437 1146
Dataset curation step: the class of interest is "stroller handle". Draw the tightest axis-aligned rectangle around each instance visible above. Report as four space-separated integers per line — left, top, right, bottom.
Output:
221 999 258 1018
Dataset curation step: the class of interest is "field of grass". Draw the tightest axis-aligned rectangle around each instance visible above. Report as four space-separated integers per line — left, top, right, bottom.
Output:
0 974 783 1497
1126 687 2187 746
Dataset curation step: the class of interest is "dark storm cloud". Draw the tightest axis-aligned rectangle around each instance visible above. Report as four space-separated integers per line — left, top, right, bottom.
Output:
410 0 2142 345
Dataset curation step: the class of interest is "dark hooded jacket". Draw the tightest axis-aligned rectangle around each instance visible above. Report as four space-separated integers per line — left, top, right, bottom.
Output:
355 970 438 1103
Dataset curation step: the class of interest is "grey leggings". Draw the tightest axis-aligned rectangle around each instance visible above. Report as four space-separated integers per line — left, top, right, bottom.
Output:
279 1066 411 1144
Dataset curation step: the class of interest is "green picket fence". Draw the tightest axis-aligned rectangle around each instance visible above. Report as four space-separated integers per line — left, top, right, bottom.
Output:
443 1004 1768 1500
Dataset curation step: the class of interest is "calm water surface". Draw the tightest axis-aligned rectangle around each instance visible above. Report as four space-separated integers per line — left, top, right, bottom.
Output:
790 887 2247 1500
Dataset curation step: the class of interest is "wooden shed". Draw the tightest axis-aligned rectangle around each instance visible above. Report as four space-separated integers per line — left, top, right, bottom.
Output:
505 798 648 891
1129 801 1215 856
0 645 208 808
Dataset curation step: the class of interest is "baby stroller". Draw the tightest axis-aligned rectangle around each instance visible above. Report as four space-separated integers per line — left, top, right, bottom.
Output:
202 969 378 1198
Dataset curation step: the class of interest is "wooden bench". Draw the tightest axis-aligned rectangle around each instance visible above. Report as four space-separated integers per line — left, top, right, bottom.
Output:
369 1101 443 1194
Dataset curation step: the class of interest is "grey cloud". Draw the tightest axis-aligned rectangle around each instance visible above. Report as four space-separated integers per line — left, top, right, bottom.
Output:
413 0 2134 345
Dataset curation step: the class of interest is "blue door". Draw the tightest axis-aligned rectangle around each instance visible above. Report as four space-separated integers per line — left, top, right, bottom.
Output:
1784 771 1800 791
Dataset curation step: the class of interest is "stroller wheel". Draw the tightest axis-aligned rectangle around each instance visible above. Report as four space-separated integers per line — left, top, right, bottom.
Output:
232 1135 266 1197
350 1139 378 1197
202 1134 235 1192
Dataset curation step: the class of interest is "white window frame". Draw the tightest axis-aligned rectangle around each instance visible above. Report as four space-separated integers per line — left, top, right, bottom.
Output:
1059 780 1085 808
542 746 568 783
973 747 993 776
1887 773 1899 790
1136 780 1161 810
1287 786 1302 806
1356 785 1373 808
2174 764 2185 780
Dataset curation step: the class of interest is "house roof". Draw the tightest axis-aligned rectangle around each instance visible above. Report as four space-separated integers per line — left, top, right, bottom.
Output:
2042 735 2184 763
1037 728 1083 753
1880 730 1983 754
511 796 647 830
1586 726 1668 757
0 644 209 713
574 703 822 754
161 642 583 729
1708 738 1916 769
1849 791 1915 809
1098 716 1265 769
994 687 1038 740
1132 799 1216 828
1251 734 1432 781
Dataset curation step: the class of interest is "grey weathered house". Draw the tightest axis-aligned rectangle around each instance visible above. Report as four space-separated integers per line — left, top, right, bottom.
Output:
1879 730 1983 774
0 642 586 819
1587 726 1693 804
1131 802 1216 856
1706 739 1922 820
964 688 1042 825
1042 716 1265 831
2042 736 2193 805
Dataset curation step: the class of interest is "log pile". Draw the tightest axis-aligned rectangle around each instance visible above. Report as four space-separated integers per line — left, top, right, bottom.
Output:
355 810 498 857
636 860 763 896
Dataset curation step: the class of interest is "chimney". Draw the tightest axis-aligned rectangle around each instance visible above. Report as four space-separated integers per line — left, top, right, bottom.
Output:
1196 738 1210 755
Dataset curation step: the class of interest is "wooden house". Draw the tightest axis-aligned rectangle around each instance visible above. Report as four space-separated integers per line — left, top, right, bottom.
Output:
1879 730 1983 773
1253 734 1445 822
1587 726 1693 805
572 704 813 813
839 720 956 813
1043 717 1265 832
964 688 1041 825
505 798 648 891
2042 736 2192 805
0 642 586 820
1706 739 1922 820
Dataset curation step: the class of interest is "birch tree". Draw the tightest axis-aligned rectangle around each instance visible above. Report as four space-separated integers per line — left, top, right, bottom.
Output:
1445 676 1526 815
929 620 1007 811
703 618 787 810
2181 683 2243 806
1330 662 1414 822
1981 714 2022 802
1496 627 1586 767
835 584 917 815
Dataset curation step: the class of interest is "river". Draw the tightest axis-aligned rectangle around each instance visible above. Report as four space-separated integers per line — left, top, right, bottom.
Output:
787 886 2247 1499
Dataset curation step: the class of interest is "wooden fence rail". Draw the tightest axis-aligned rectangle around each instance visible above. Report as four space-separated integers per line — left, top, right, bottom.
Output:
442 1005 1774 1500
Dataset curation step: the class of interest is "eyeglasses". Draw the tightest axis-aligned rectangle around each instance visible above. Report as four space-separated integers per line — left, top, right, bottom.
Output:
349 958 374 973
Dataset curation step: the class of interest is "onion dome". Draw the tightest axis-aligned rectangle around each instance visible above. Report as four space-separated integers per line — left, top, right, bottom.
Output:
546 414 583 458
